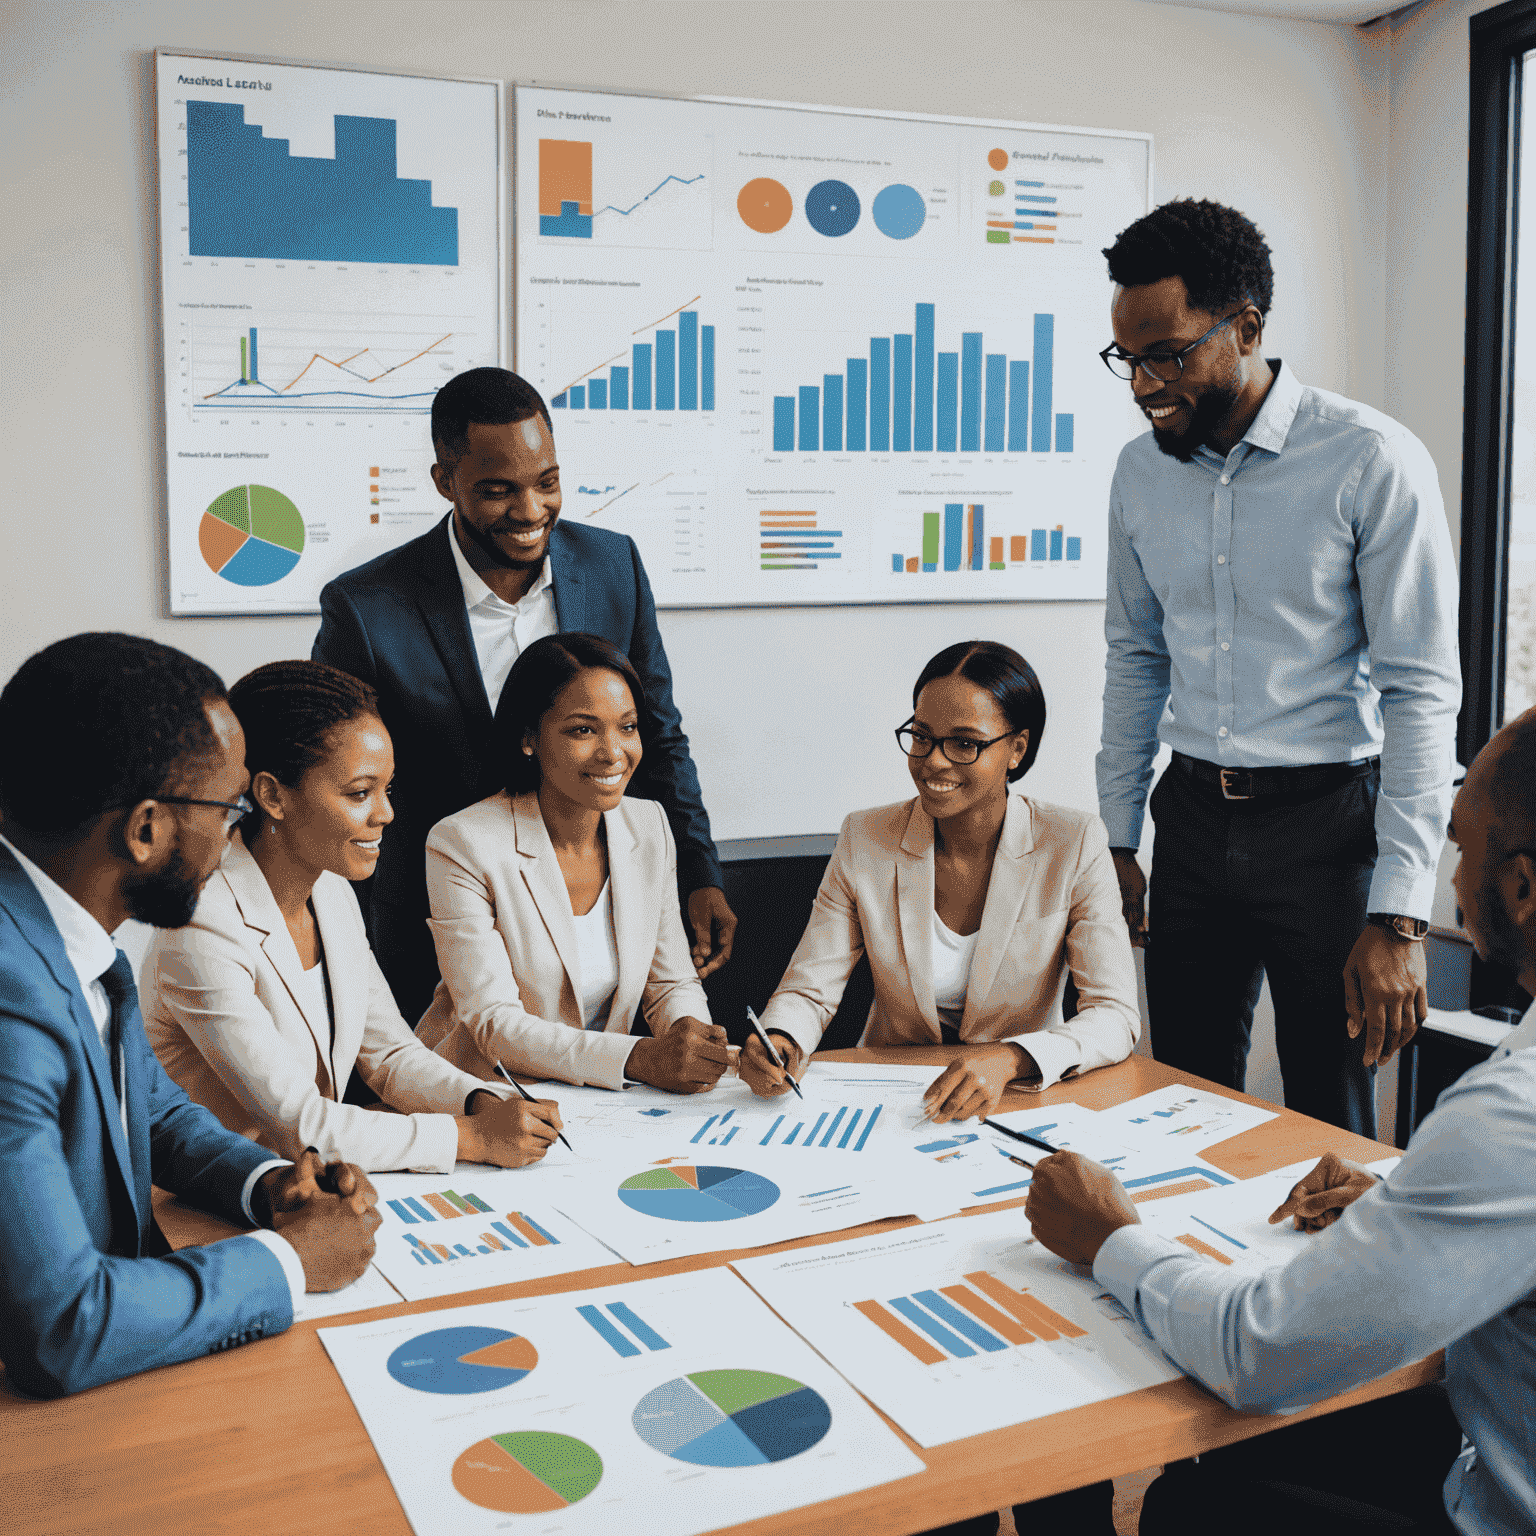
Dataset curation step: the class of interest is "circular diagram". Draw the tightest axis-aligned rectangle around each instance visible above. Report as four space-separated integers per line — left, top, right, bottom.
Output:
804 179 860 237
988 179 1006 197
453 1431 602 1514
633 1370 832 1466
386 1325 538 1395
737 177 793 233
616 1165 779 1223
987 147 1009 171
872 183 926 240
199 485 304 586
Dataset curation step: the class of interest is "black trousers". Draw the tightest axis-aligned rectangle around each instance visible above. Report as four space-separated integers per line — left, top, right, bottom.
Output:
1144 761 1379 1136
1139 1385 1462 1534
920 1477 1115 1535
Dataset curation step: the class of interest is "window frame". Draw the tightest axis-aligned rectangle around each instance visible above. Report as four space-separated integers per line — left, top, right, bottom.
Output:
1460 0 1536 762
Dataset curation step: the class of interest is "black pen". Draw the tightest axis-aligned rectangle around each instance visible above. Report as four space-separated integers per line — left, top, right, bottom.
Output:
493 1061 574 1152
746 1006 804 1100
982 1119 1058 1157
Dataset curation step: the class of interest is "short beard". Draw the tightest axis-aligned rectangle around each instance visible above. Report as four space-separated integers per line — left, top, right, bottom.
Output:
123 846 206 928
1151 381 1241 463
1471 878 1528 974
458 511 547 572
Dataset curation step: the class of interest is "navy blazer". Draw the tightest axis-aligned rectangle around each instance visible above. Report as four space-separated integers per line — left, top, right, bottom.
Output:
0 848 290 1398
313 514 722 925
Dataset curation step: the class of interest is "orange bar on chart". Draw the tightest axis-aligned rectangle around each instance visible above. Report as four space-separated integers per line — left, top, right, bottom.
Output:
989 536 1004 565
431 1243 453 1261
423 1193 463 1220
1131 1178 1213 1204
482 1233 506 1252
940 1284 1034 1345
539 140 593 218
504 1212 552 1247
964 1271 1086 1339
1010 535 1028 561
1176 1234 1233 1264
853 1299 947 1365
906 556 920 572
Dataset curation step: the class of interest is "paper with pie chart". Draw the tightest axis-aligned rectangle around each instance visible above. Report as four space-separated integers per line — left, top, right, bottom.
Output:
733 1205 1183 1448
319 1266 924 1534
549 1145 958 1264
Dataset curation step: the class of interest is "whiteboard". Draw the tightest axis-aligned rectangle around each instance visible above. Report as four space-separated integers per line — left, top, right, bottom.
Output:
155 51 503 615
513 87 1150 607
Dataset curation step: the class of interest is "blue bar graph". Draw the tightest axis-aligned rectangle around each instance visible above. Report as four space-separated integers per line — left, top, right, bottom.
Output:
943 503 963 571
610 366 629 409
985 354 1006 452
847 359 868 451
633 343 652 409
1056 412 1074 451
1008 361 1030 452
589 377 607 409
799 386 820 451
960 333 983 452
819 1107 848 1146
773 396 795 451
569 385 586 408
823 374 843 451
751 1103 883 1150
1031 314 1054 451
491 1221 528 1249
869 338 891 451
1050 528 1063 560
1031 529 1048 561
578 1304 639 1357
186 101 459 265
248 327 258 382
893 335 913 452
656 331 676 410
1067 536 1081 560
969 504 985 571
679 311 698 410
914 303 935 451
608 1302 671 1351
936 353 958 453
890 1296 974 1357
914 1290 1009 1352
701 326 715 410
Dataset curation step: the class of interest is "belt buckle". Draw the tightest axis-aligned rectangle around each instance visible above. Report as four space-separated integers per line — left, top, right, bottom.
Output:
1219 767 1253 801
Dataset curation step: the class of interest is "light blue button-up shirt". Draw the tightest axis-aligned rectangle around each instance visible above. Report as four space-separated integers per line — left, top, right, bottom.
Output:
1096 1001 1536 1536
1095 362 1460 916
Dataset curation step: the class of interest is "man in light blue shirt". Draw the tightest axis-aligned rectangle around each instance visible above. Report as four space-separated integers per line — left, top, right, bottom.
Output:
1028 706 1536 1535
1095 199 1460 1135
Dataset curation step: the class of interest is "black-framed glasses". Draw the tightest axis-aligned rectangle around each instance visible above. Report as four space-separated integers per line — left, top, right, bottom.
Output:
895 718 1015 766
1099 308 1253 382
152 794 255 832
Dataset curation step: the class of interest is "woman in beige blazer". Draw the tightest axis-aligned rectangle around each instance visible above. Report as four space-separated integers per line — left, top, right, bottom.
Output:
146 661 560 1173
418 634 726 1093
748 641 1140 1123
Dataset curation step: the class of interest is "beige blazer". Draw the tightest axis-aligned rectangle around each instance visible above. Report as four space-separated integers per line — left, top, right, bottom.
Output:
145 836 509 1172
760 795 1140 1088
417 791 711 1090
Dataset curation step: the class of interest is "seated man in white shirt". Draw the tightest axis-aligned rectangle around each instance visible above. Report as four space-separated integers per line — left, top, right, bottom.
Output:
1026 707 1536 1535
0 633 380 1398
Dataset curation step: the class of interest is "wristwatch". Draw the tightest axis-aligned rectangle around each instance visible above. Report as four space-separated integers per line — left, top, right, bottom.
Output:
1367 913 1429 943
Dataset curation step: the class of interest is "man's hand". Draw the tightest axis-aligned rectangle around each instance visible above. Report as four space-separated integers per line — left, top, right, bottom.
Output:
922 1044 1032 1123
1268 1151 1377 1232
1343 924 1428 1067
1110 850 1149 949
740 1031 804 1097
253 1148 377 1225
627 1016 730 1093
457 1093 562 1167
274 1192 383 1293
687 887 737 980
1025 1151 1140 1266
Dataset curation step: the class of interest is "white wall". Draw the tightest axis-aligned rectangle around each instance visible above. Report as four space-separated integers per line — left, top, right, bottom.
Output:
1 0 1389 846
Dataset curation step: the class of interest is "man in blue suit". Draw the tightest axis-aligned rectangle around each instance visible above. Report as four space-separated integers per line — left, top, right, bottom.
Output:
314 367 735 1023
0 633 381 1398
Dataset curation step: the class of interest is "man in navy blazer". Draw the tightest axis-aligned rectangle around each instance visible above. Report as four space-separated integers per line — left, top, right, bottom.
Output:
0 634 379 1398
314 367 734 1023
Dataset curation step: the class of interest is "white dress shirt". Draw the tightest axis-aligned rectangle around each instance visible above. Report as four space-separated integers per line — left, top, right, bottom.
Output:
0 833 305 1305
447 515 559 714
572 881 620 1030
1096 1001 1536 1536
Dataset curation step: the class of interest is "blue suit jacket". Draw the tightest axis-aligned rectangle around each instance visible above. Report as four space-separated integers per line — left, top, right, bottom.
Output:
313 514 721 932
0 849 291 1398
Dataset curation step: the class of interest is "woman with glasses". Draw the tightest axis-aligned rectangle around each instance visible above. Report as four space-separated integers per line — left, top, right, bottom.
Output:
144 660 563 1173
416 634 728 1094
745 640 1139 1125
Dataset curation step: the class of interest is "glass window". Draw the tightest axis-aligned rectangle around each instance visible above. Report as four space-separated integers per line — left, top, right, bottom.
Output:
1505 51 1536 721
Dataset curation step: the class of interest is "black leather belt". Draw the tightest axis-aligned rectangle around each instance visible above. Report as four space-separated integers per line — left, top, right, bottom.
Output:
1173 752 1378 802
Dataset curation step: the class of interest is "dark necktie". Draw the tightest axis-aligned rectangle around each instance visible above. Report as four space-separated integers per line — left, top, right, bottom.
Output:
98 950 138 1105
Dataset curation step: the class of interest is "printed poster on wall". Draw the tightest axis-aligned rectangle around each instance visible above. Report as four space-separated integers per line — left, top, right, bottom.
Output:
155 51 503 615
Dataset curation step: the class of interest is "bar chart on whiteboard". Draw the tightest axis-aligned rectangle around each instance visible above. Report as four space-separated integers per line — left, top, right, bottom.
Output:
515 86 1149 606
156 54 502 613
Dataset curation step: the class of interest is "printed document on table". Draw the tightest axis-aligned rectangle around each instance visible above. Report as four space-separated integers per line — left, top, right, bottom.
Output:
732 1207 1182 1447
319 1266 925 1535
1087 1084 1279 1153
369 1166 624 1301
292 1262 404 1322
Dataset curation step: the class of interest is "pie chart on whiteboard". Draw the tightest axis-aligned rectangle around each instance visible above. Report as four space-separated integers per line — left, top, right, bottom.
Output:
199 485 305 586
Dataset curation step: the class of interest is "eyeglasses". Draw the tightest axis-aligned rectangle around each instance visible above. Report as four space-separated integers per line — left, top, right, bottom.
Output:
895 718 1015 766
1099 308 1253 382
153 794 256 832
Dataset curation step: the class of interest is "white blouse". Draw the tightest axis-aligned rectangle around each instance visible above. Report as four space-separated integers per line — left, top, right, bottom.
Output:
930 910 979 1034
572 881 620 1030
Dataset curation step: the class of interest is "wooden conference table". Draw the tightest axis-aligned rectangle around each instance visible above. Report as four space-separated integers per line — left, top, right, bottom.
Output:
0 1051 1439 1535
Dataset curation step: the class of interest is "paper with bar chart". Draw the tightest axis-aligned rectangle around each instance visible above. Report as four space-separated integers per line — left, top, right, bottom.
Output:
319 1267 923 1535
1090 1085 1280 1154
733 1206 1182 1447
515 86 1149 606
368 1168 618 1301
156 53 502 613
